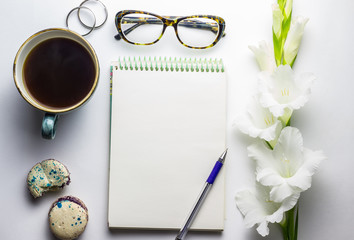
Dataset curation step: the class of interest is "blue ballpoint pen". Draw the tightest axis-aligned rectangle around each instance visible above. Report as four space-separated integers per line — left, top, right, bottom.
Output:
175 148 228 240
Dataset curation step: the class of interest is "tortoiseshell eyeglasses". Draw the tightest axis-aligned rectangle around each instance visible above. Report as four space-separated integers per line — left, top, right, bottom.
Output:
114 10 226 49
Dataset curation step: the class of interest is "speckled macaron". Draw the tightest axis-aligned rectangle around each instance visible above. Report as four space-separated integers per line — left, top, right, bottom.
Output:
27 159 70 198
49 196 89 240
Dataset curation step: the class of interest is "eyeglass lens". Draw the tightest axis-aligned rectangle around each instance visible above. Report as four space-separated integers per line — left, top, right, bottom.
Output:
177 17 220 48
121 14 163 44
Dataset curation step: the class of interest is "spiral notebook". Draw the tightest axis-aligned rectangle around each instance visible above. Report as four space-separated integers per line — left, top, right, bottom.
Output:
108 57 227 230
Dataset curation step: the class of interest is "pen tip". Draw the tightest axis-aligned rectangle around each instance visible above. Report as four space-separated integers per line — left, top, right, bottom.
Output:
219 148 228 163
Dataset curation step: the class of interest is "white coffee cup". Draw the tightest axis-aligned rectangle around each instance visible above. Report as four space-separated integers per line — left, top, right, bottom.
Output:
13 28 99 139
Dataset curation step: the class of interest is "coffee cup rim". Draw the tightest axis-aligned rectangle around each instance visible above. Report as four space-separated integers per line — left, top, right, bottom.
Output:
13 28 99 113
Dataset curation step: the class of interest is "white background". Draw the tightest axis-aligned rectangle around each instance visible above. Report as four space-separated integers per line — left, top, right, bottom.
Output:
0 0 353 239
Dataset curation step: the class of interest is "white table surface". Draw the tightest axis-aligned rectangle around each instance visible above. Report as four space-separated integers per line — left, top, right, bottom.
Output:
1 0 353 239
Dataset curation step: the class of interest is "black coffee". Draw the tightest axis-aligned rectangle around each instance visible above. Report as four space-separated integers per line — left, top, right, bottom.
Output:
23 37 96 109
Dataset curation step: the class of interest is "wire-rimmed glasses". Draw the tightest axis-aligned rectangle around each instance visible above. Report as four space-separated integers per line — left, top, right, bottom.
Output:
114 10 226 49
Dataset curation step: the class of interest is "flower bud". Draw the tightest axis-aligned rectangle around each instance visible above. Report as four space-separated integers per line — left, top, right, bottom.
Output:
249 41 276 72
284 0 293 19
272 3 283 39
283 16 309 66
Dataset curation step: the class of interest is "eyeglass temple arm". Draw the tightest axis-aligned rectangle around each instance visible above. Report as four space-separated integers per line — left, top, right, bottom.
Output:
115 17 226 40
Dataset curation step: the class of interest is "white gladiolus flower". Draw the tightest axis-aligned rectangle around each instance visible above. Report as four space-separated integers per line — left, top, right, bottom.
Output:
258 64 315 118
249 41 277 73
234 96 282 142
283 16 309 66
248 127 325 202
235 183 300 237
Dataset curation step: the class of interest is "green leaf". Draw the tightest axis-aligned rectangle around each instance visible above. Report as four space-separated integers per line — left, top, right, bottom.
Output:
279 11 292 66
273 30 283 66
289 54 297 68
278 0 286 11
282 11 292 43
266 140 276 150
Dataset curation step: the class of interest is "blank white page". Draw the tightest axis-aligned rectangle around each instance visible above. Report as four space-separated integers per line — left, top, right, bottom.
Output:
108 59 226 230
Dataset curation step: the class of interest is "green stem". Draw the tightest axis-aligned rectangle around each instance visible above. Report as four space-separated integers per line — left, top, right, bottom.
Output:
281 221 289 240
280 203 299 240
294 204 299 240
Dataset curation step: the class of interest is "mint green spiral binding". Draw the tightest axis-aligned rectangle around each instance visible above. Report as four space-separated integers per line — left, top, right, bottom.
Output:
117 57 224 73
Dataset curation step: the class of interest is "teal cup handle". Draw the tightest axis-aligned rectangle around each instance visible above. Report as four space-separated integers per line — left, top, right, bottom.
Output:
42 113 59 139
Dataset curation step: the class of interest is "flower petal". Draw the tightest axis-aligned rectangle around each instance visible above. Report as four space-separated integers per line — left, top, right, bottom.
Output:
249 127 325 202
249 41 276 72
287 170 312 191
281 192 300 212
258 65 314 117
256 221 270 237
248 141 274 170
296 72 316 92
270 182 295 202
235 185 281 236
267 192 300 224
234 96 282 141
256 168 284 186
286 148 325 190
258 69 288 117
273 127 304 176
302 148 326 175
235 190 265 228
235 183 299 237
